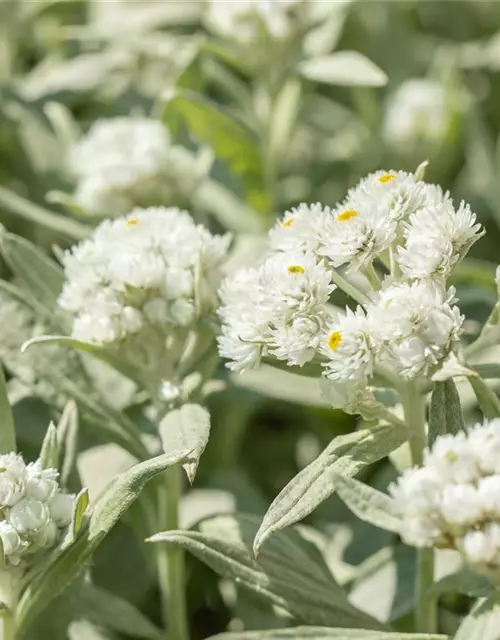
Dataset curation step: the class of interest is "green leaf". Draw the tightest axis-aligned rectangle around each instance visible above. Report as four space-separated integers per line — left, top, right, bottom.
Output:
56 401 79 487
149 513 384 630
454 591 500 640
0 364 16 453
472 363 500 379
298 52 388 87
267 78 302 171
428 380 466 447
0 229 65 314
254 423 408 554
0 185 90 240
22 335 144 387
162 90 268 213
468 375 500 419
16 450 190 635
206 629 448 639
159 403 211 484
39 422 59 469
428 568 494 598
332 474 402 534
80 585 162 640
72 488 89 539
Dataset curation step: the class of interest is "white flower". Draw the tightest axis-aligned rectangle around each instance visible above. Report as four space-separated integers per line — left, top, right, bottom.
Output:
346 170 450 224
321 307 378 384
461 524 500 567
205 0 299 40
70 118 202 216
440 484 482 526
9 499 50 534
0 522 23 565
0 454 26 507
383 79 449 147
59 208 230 353
25 463 59 502
218 252 334 371
369 281 463 379
397 200 483 281
48 493 74 528
478 476 500 518
269 203 333 255
469 419 500 475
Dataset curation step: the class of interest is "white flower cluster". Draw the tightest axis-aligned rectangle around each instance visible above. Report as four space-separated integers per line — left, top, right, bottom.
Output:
219 170 480 408
383 79 450 148
70 118 202 217
205 0 299 41
59 207 230 351
0 454 73 567
390 420 500 571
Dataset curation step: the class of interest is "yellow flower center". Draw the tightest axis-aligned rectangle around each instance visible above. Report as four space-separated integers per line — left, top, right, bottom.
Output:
328 331 343 351
283 218 295 228
337 208 358 222
377 173 395 184
127 217 139 226
287 265 305 274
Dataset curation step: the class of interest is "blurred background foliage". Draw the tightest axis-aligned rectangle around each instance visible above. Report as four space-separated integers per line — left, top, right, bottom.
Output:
2 1 500 638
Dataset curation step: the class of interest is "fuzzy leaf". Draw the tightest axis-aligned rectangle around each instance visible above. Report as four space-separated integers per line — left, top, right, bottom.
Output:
16 450 190 635
428 380 466 447
299 51 388 87
149 513 384 630
428 568 494 598
160 403 211 484
454 591 500 640
469 375 500 419
0 364 16 453
39 422 59 470
207 629 448 639
72 489 89 539
254 423 408 554
56 401 79 488
333 474 402 534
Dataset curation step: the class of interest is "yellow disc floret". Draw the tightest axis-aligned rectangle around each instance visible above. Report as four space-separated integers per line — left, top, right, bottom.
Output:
287 265 305 274
283 218 295 228
337 208 358 223
126 217 139 226
377 173 395 184
328 331 343 350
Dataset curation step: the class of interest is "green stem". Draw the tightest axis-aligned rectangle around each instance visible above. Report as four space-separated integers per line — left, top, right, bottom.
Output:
157 466 189 640
330 268 370 306
363 263 381 292
0 571 17 640
402 382 437 634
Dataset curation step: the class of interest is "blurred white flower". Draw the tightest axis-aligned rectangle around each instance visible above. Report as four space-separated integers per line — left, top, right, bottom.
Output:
59 208 230 357
205 0 300 41
391 420 500 571
70 118 203 216
218 251 334 371
383 79 450 148
0 454 27 507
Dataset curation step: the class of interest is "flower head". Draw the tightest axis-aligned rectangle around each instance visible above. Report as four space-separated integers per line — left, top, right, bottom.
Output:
70 118 203 216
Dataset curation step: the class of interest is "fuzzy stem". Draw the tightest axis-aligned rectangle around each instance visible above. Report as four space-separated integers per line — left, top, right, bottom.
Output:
157 466 189 640
363 263 381 291
402 383 437 633
0 571 17 640
330 268 370 306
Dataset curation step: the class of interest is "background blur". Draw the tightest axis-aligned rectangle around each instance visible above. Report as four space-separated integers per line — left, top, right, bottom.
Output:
1 1 500 638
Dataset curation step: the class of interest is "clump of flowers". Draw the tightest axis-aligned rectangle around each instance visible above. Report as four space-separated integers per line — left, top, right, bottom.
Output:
390 420 500 574
0 453 73 567
59 207 230 393
218 168 483 412
70 117 204 217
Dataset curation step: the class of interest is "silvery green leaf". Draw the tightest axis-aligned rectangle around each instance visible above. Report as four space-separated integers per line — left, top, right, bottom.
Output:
0 185 89 241
254 423 408 554
206 629 448 639
149 513 384 630
39 421 59 469
473 363 500 379
332 474 402 534
16 449 190 635
159 403 210 484
299 52 388 87
56 400 79 487
0 227 65 314
469 375 500 418
454 592 500 640
0 364 16 453
267 78 302 171
80 585 162 640
72 488 89 539
428 380 466 447
414 159 430 182
22 335 144 387
428 568 494 598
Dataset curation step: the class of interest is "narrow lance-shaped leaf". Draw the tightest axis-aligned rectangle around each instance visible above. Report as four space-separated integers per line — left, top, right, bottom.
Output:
469 375 500 419
39 422 59 470
206 629 448 639
160 403 211 484
56 400 79 488
0 365 16 453
254 422 409 554
298 51 388 87
428 380 466 447
16 449 191 635
149 514 384 631
428 568 494 599
332 473 402 534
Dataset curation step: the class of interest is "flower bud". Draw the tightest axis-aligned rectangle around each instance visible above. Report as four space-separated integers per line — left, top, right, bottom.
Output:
48 493 74 528
9 499 50 534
